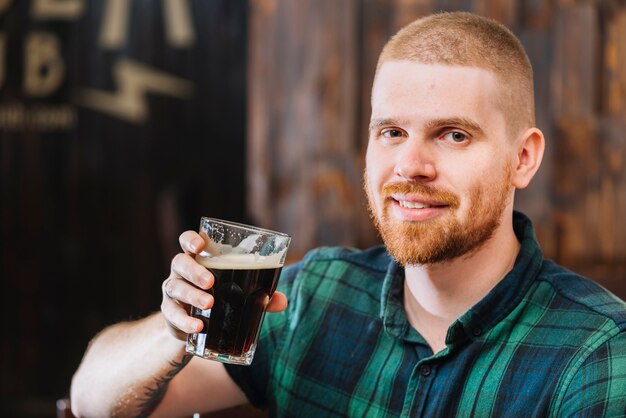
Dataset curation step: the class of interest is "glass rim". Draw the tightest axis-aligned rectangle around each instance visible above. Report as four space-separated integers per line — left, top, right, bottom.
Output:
200 217 291 239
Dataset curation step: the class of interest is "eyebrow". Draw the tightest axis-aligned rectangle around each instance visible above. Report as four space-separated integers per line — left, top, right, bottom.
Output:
369 116 485 136
424 117 485 135
368 118 408 131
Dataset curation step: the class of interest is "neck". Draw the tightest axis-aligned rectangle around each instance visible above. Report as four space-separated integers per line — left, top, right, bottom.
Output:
403 211 520 353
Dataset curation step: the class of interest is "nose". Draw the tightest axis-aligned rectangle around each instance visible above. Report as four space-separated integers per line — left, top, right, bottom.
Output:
394 140 436 182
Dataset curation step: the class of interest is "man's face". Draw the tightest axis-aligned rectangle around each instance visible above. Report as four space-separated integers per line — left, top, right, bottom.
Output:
365 61 516 266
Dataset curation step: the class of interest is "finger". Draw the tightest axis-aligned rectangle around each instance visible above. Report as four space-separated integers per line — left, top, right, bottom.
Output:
179 230 205 254
160 294 203 336
171 253 214 290
163 315 189 341
163 276 214 311
267 291 288 313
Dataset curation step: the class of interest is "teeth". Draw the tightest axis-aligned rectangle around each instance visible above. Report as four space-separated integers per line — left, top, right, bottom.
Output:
399 200 431 209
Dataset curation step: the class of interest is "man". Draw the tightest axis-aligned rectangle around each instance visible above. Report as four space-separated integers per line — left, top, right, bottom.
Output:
71 12 626 417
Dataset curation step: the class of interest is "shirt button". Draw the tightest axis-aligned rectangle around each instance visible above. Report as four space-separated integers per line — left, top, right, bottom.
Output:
420 365 432 376
472 327 482 337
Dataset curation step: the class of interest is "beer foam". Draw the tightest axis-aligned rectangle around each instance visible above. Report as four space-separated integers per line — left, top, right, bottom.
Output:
195 252 285 270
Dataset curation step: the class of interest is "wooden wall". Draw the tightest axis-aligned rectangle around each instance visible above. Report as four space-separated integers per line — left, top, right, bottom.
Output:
248 0 626 300
0 1 249 415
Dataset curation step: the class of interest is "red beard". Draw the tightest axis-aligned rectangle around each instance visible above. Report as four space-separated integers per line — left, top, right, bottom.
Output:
365 167 511 266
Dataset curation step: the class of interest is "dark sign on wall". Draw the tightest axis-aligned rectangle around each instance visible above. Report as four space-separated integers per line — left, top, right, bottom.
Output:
0 0 248 414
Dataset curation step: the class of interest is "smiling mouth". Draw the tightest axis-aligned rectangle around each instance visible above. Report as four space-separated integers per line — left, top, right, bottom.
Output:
399 200 433 209
396 199 449 209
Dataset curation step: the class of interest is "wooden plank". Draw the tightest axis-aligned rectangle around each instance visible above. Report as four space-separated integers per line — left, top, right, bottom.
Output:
591 116 626 264
247 0 276 229
472 0 518 27
551 2 598 118
598 10 626 272
516 27 557 258
391 0 435 29
553 115 601 264
520 0 555 29
248 0 362 257
603 10 626 116
550 3 602 267
551 3 626 295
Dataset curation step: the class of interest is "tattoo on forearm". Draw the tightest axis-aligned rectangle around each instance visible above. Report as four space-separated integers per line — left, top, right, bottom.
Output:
134 353 193 418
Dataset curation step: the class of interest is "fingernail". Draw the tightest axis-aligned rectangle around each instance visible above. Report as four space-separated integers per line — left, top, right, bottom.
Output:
193 319 204 332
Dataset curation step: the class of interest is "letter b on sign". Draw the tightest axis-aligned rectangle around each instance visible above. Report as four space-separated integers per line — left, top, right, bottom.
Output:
24 32 65 96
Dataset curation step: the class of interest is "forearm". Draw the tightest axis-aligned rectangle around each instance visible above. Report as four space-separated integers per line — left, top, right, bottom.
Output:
71 312 190 417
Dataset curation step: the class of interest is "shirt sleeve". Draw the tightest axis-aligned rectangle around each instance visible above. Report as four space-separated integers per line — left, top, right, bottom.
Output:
555 330 626 417
224 260 303 409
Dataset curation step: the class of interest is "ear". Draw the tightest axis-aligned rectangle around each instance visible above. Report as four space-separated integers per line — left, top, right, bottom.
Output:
511 128 545 189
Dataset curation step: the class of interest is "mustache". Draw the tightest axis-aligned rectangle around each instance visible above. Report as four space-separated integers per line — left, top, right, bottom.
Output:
382 182 461 208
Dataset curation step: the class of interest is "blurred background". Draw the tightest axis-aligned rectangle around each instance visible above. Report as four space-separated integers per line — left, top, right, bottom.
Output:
1 0 625 416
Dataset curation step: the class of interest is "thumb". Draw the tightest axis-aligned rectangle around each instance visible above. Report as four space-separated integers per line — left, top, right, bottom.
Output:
267 291 288 313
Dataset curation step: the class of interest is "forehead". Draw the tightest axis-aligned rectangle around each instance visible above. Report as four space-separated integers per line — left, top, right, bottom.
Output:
371 61 505 129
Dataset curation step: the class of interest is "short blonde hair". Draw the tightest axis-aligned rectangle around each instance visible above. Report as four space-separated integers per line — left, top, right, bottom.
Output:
377 12 535 136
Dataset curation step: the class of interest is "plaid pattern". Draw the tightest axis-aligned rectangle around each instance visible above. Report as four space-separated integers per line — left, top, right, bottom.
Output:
225 212 626 417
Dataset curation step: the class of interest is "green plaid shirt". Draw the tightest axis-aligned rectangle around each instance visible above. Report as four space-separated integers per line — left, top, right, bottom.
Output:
226 212 626 417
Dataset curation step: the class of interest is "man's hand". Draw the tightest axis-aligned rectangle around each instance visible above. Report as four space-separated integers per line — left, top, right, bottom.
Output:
160 230 288 340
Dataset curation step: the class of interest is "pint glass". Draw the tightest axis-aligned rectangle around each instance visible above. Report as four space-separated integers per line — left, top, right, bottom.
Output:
186 218 291 365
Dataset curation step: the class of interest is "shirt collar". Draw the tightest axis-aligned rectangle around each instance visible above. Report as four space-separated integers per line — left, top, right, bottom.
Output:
380 211 544 346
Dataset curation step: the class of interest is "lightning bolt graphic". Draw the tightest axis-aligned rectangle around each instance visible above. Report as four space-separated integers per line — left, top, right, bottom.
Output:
77 58 193 124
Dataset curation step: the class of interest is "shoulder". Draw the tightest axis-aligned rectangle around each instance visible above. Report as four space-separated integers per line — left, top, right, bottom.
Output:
551 328 626 416
278 245 391 320
536 260 626 332
519 261 626 415
281 245 391 286
300 245 391 271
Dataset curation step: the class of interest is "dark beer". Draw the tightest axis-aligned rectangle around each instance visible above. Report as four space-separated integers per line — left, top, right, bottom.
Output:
187 257 282 362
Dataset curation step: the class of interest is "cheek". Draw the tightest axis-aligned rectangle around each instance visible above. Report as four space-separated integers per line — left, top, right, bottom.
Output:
366 146 394 183
442 164 485 211
364 168 379 201
364 167 384 213
457 162 512 212
365 154 380 188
